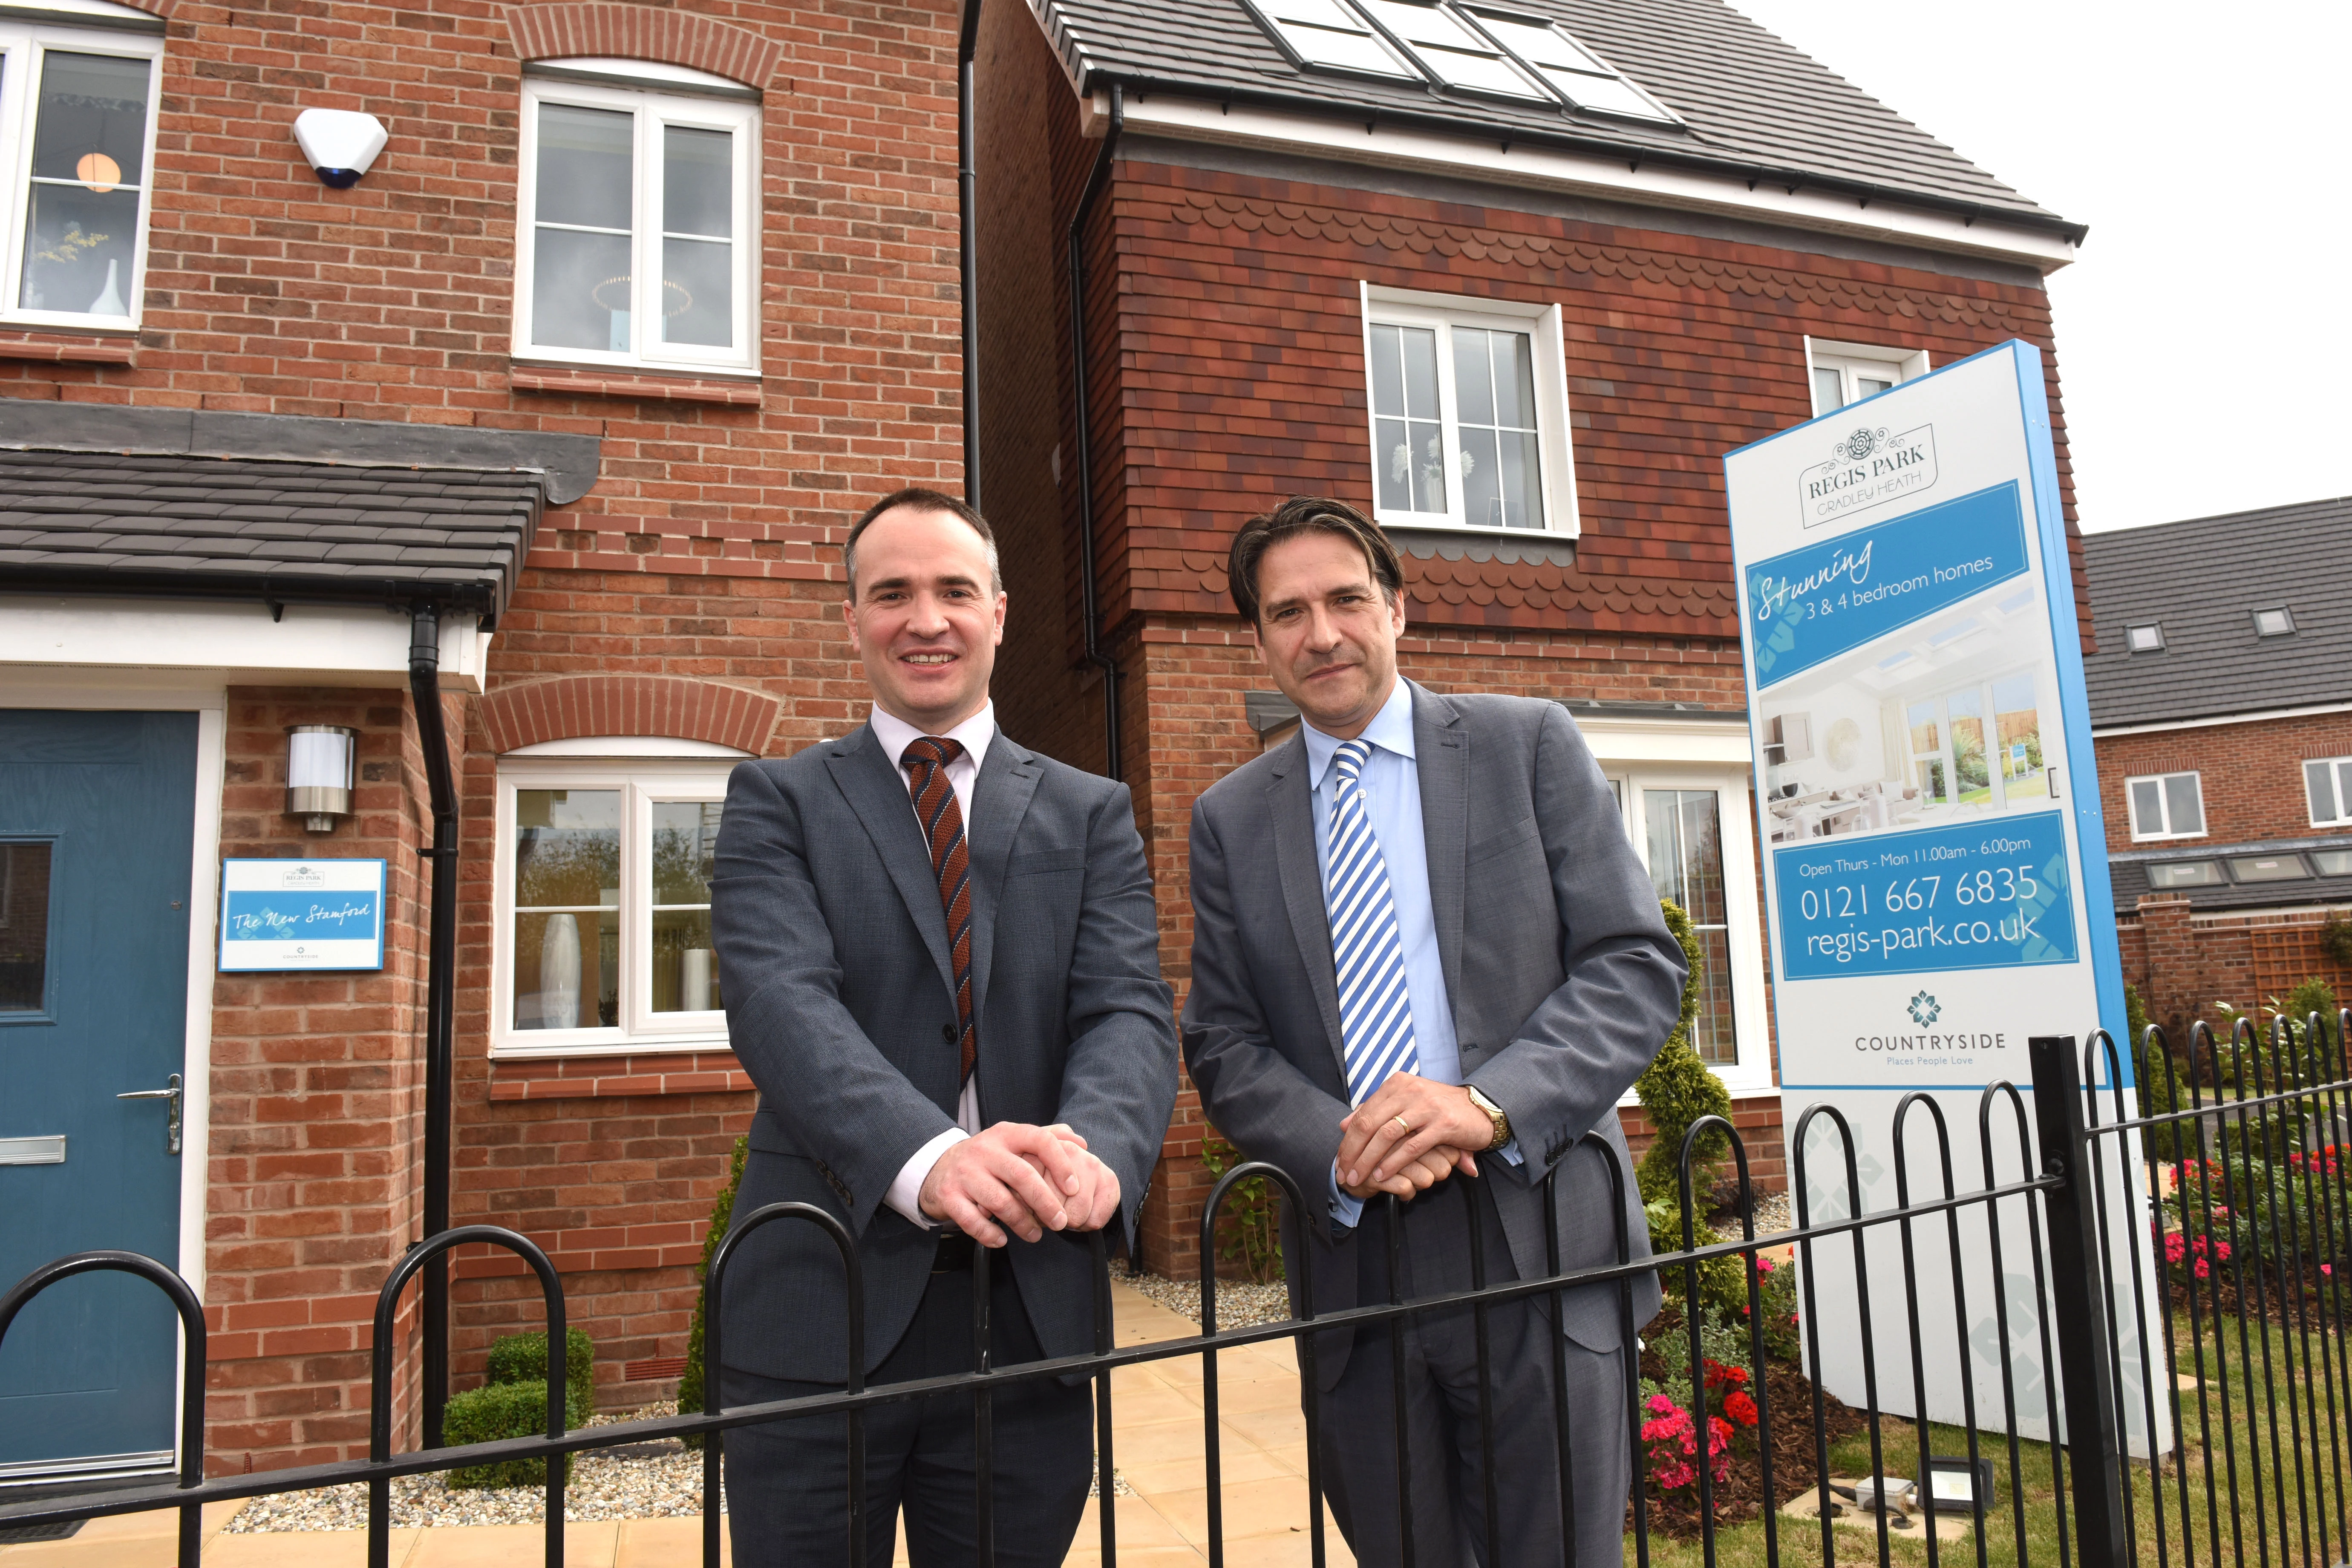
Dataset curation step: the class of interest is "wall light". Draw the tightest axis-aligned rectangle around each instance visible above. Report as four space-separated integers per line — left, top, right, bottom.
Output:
293 109 388 189
286 725 358 833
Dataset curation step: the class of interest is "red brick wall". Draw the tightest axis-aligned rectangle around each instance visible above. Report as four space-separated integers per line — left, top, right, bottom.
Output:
202 685 443 1473
2095 711 2352 853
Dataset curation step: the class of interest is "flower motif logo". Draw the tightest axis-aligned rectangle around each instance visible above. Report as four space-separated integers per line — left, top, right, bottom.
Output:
1908 991 1941 1026
1833 427 1887 464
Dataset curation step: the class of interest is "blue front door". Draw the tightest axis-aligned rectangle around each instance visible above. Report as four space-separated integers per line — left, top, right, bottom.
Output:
0 710 196 1482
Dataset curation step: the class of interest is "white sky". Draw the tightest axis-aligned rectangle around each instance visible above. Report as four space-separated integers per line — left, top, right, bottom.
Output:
1726 0 2352 533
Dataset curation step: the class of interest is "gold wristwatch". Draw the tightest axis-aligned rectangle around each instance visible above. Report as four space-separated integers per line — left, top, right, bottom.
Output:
1465 1084 1511 1150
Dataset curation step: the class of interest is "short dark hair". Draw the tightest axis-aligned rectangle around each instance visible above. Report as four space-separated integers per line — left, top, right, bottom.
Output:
1226 496 1405 626
844 487 1000 597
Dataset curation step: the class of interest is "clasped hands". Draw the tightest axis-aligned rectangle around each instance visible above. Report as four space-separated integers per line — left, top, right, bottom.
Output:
1337 1072 1497 1201
919 1121 1119 1247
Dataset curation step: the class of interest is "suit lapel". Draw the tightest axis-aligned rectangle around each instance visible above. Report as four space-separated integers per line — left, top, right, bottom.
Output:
964 732 1041 1035
1267 730 1350 1083
1412 683 1469 1042
825 723 955 1000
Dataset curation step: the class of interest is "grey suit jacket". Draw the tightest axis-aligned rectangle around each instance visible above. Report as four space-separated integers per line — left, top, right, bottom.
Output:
1183 683 1678 1387
709 721 1177 1384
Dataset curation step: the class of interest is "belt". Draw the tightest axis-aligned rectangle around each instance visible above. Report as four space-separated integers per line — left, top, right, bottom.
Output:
932 1233 977 1273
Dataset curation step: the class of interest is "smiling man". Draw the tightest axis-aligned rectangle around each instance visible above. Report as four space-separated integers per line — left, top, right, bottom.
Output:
1182 496 1683 1565
708 488 1176 1567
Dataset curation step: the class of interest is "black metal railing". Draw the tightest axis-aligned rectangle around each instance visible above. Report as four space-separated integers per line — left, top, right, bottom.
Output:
9 1020 2352 1566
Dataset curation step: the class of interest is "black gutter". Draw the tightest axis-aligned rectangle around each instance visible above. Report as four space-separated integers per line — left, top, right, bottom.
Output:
958 0 985 510
406 605 461 1451
1067 84 1125 781
1079 71 2089 248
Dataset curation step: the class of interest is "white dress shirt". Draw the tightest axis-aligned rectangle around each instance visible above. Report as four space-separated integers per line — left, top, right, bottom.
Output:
868 701 995 1228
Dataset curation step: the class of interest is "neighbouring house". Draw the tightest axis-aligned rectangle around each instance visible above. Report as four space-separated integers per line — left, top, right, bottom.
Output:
971 0 2092 1275
0 0 968 1481
2084 496 2352 1044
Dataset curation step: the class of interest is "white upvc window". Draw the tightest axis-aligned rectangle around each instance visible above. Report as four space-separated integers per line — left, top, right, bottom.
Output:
493 755 739 1057
0 12 162 329
1359 283 1578 536
2306 756 2352 828
2126 770 2206 842
1806 337 1930 415
514 65 758 376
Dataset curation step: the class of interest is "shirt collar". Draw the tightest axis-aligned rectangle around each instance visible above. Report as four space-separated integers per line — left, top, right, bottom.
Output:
1302 676 1415 790
870 700 997 775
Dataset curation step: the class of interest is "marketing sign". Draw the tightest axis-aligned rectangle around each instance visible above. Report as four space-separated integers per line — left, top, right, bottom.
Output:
219 859 386 972
1724 341 2163 1454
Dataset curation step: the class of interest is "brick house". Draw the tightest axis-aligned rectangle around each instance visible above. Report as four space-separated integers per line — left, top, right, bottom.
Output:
2084 497 2352 1044
968 0 2093 1275
0 0 969 1481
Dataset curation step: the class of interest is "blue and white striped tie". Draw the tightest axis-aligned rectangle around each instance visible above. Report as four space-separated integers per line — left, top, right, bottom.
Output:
1325 738 1420 1106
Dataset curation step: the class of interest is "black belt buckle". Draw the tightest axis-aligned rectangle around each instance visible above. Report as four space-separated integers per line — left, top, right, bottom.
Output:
933 1232 977 1273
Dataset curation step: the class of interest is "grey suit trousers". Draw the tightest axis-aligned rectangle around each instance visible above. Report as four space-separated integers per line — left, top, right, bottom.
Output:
1313 1181 1631 1568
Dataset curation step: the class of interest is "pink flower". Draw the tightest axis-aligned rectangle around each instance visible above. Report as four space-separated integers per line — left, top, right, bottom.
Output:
1754 1255 1776 1274
2324 1264 2334 1277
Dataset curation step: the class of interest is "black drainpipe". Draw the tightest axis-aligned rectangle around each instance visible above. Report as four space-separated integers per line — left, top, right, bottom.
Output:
958 0 985 510
406 603 460 1448
1067 84 1124 780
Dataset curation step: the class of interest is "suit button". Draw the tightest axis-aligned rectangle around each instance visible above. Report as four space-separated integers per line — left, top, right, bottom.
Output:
942 1024 957 1043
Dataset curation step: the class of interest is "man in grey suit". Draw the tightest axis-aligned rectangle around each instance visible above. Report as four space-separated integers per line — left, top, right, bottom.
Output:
709 487 1177 1567
1183 496 1684 1566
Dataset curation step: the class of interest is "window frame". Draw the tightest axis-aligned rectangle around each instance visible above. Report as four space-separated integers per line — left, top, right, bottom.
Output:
492 756 735 1059
1804 337 1930 416
1602 760 1772 1099
2306 755 2352 828
2125 770 2207 842
512 73 761 378
1358 282 1579 538
0 20 163 331
2126 623 2165 653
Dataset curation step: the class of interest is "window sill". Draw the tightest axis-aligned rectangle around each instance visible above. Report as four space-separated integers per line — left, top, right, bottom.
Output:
0 329 136 365
510 363 762 405
488 1046 749 1101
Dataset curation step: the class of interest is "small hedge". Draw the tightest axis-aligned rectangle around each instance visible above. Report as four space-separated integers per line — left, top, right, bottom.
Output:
677 1133 749 1449
444 1379 566 1489
486 1327 596 1430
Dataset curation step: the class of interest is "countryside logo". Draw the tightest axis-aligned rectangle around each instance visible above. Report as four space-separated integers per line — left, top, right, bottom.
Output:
1908 991 1940 1026
1799 422 1938 527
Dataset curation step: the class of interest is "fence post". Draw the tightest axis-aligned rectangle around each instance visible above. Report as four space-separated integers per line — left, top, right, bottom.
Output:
2031 1033 2131 1568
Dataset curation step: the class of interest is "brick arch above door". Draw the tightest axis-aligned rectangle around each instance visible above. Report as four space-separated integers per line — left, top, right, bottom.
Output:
479 675 780 755
503 3 787 90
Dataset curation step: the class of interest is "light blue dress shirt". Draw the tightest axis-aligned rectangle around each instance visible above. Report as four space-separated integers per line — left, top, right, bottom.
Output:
1303 678 1516 1229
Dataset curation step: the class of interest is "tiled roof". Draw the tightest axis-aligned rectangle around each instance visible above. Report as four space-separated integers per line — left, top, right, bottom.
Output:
1035 0 2077 236
0 449 542 620
2082 496 2352 730
2107 834 2352 917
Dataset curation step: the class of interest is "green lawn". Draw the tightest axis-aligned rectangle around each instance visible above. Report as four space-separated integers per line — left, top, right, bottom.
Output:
1631 1311 2352 1566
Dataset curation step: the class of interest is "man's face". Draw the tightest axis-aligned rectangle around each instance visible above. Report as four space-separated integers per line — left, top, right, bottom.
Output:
843 504 1005 732
1252 530 1404 740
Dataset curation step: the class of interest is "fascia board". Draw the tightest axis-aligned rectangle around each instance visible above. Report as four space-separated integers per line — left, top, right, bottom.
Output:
0 596 496 693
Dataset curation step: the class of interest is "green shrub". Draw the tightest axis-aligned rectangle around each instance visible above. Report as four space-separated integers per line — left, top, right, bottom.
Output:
444 1379 568 1489
677 1133 748 1446
2321 911 2352 971
1635 899 1732 1208
2128 986 2181 1159
1200 1135 1283 1284
485 1327 594 1430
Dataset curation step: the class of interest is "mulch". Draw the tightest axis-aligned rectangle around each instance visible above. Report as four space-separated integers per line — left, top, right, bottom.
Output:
1631 1331 1870 1540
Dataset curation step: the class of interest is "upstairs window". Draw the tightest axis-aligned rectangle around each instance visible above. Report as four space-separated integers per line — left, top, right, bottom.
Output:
1807 339 1929 415
1456 6 1678 121
2127 771 2205 842
2253 606 2295 637
2126 623 2165 652
1356 1 1545 98
1247 0 1417 78
2307 756 2352 827
515 64 758 375
0 17 161 327
1360 285 1576 535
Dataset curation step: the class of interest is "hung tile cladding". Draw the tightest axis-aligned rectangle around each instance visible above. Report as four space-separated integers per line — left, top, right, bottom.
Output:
973 0 2089 1273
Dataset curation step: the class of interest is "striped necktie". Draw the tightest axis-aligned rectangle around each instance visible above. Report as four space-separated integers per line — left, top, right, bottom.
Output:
901 735 977 1085
1325 738 1419 1105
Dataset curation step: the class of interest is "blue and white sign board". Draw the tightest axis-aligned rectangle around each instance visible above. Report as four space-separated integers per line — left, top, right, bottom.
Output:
219 859 386 972
1725 341 2165 1455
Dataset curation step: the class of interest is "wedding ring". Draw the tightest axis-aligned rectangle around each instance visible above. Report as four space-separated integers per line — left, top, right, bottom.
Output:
1392 1115 1412 1136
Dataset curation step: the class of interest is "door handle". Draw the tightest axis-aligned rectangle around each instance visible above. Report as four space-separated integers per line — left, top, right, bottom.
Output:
117 1072 183 1156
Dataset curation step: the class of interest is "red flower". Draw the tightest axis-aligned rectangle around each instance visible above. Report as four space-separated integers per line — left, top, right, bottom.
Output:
1723 1390 1759 1427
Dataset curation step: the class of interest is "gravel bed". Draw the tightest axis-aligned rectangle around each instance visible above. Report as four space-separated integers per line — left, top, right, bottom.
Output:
227 1404 713 1531
1120 1270 1293 1330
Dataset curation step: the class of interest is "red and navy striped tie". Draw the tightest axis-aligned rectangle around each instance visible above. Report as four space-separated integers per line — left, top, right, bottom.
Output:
901 736 976 1085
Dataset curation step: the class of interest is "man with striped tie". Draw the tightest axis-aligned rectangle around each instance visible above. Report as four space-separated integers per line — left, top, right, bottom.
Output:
1183 496 1685 1566
709 488 1176 1566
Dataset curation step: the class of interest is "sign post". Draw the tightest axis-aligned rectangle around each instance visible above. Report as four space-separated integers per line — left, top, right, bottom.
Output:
1724 340 2164 1453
